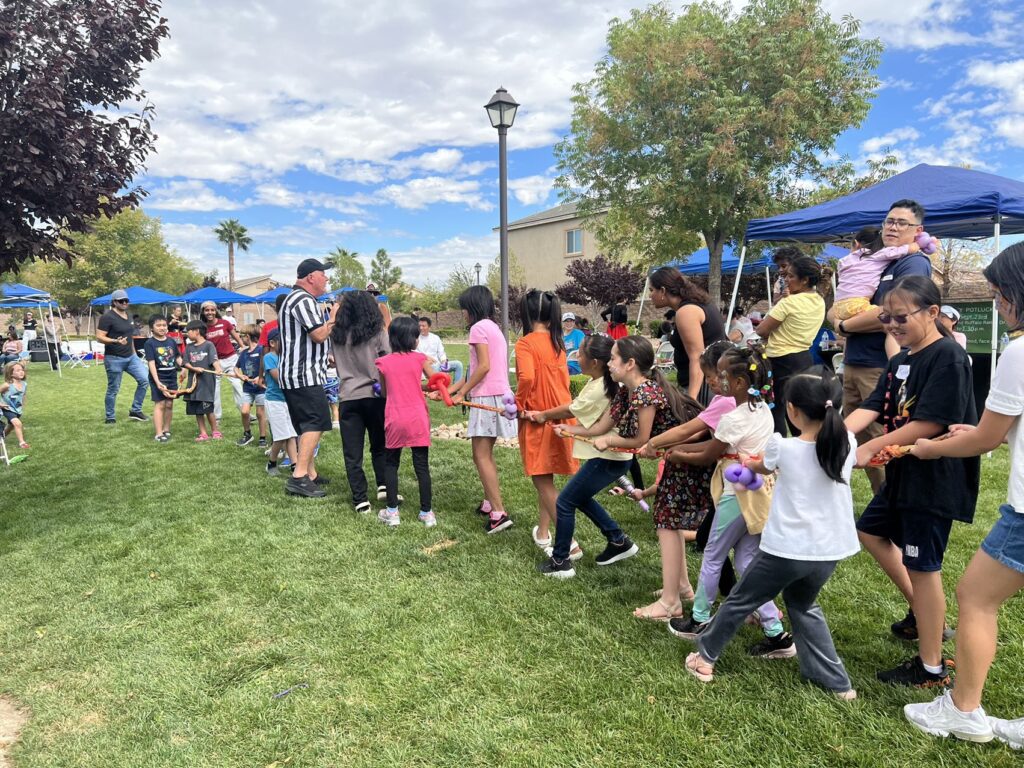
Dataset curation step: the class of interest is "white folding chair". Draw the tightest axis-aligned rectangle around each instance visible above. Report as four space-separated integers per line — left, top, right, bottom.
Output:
63 341 89 369
655 341 674 371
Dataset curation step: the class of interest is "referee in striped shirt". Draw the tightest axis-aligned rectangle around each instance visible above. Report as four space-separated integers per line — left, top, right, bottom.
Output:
279 258 340 497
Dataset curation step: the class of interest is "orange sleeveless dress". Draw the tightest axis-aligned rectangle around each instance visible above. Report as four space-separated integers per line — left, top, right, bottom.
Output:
515 332 579 476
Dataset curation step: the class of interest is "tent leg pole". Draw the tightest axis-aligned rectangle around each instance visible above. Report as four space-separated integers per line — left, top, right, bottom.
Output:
636 276 650 330
726 245 745 329
765 266 772 310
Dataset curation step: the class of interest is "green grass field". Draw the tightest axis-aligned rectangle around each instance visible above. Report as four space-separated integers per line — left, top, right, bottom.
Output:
1 349 1022 767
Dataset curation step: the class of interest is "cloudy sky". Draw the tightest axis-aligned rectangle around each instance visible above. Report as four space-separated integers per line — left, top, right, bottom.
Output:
137 0 1024 286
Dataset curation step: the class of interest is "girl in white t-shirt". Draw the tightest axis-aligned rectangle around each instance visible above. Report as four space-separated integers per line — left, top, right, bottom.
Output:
904 243 1024 747
683 369 859 700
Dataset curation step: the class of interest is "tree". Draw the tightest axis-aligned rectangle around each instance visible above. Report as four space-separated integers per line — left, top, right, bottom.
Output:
325 247 367 290
485 251 526 297
369 248 402 294
555 255 647 325
213 219 251 290
18 209 201 311
0 0 168 273
935 240 986 299
555 0 882 302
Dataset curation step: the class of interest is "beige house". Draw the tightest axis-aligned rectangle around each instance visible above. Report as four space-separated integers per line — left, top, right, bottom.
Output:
232 274 285 327
505 202 605 290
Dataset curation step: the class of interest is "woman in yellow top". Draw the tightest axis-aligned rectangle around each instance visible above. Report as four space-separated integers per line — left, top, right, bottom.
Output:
756 253 825 435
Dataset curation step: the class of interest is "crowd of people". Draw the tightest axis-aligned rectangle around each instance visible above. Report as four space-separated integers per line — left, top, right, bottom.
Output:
35 198 1020 749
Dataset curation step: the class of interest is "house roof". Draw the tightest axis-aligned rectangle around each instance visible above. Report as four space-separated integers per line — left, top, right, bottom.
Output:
233 274 276 292
507 202 588 231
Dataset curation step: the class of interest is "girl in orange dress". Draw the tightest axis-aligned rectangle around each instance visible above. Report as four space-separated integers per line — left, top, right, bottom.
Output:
515 290 579 553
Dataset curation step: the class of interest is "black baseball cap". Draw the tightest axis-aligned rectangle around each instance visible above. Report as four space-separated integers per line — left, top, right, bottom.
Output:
297 258 330 279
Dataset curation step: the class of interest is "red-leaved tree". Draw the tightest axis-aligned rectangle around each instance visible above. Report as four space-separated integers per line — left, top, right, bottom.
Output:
0 0 169 273
555 255 646 326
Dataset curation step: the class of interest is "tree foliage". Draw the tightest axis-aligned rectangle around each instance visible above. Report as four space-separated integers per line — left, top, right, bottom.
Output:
555 255 646 310
369 248 402 294
325 247 366 291
18 209 201 311
935 240 987 299
555 0 882 302
0 0 169 273
213 219 251 290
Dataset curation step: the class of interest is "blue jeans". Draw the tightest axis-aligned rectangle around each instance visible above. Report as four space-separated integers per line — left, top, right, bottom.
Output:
104 354 149 419
552 457 630 560
441 359 464 383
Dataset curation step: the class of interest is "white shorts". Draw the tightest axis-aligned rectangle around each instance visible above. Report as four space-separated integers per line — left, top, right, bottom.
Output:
466 395 519 439
265 400 297 441
240 391 266 407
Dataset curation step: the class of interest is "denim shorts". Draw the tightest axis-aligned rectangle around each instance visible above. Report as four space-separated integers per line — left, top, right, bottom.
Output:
981 505 1024 575
856 492 952 572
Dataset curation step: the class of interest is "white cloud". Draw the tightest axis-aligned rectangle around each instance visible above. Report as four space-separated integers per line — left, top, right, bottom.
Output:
392 234 498 285
966 59 1024 112
376 177 493 211
509 175 555 205
145 180 244 211
859 127 921 155
822 0 978 49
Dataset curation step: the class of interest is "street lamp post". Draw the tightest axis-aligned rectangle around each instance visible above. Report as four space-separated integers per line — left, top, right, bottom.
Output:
474 262 482 285
484 86 519 337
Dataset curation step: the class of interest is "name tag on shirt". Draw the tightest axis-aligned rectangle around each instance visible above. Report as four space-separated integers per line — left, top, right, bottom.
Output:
896 364 910 380
881 275 894 282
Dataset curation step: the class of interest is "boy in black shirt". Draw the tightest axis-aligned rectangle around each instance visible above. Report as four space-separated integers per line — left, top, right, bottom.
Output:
144 315 182 442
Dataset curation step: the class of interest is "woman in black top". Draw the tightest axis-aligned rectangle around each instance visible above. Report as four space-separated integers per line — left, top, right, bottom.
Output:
648 267 726 403
601 297 629 339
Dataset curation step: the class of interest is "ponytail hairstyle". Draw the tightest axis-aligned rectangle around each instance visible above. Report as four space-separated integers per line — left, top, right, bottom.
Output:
787 256 822 289
785 367 850 483
580 333 617 401
983 242 1024 333
885 276 951 339
614 334 702 423
719 343 773 411
519 289 565 353
649 267 709 304
853 226 884 254
699 339 734 371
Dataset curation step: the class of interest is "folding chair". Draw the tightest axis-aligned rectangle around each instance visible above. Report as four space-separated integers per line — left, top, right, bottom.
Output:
655 340 675 371
63 341 90 369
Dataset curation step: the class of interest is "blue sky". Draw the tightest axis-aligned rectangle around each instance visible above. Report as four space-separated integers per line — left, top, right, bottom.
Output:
137 0 1024 287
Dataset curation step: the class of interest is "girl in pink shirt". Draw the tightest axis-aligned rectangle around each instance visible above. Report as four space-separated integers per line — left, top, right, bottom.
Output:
375 317 436 528
444 286 516 535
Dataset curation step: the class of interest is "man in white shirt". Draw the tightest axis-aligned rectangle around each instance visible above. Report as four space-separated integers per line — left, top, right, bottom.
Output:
418 317 464 383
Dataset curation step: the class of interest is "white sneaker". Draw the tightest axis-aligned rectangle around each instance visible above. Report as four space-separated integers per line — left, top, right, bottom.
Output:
419 510 437 527
989 716 1024 750
377 508 400 527
904 691 994 743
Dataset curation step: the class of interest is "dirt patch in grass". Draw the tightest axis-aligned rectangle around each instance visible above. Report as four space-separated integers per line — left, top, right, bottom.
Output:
0 696 28 768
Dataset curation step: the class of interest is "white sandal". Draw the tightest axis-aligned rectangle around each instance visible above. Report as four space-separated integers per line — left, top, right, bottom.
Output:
532 525 552 549
685 652 714 683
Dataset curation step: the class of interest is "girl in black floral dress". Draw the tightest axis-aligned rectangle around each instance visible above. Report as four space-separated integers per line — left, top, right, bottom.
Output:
580 335 708 621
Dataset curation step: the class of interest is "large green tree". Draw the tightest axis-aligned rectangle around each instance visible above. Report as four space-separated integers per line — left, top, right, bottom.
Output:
325 247 367 290
555 0 882 301
20 209 201 311
213 219 251 290
0 0 168 274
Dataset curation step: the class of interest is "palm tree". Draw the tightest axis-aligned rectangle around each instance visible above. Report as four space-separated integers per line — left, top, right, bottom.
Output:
213 219 251 290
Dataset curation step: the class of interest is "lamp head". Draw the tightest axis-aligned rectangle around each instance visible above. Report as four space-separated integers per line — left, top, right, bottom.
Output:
484 86 519 129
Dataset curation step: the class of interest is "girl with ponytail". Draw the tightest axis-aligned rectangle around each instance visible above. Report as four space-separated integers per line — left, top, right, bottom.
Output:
684 367 859 701
515 289 578 552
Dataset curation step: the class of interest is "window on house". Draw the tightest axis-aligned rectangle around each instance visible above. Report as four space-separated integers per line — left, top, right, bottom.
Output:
243 312 255 326
566 229 583 256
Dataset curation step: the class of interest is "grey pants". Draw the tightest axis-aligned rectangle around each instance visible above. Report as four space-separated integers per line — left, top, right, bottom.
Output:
697 551 852 693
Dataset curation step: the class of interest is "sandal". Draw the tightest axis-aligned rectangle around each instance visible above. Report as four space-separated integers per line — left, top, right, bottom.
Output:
653 586 696 602
532 525 551 549
685 652 714 683
633 599 683 622
195 434 210 442
211 431 223 440
18 442 29 449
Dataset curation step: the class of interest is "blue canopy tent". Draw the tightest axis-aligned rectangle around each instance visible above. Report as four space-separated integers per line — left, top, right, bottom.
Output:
90 286 181 306
1 284 63 375
174 287 255 305
250 286 292 304
319 286 357 303
741 162 1024 385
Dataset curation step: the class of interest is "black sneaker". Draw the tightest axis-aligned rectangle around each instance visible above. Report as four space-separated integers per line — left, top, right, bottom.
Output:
749 631 798 659
104 418 116 424
257 437 267 448
891 610 957 642
311 475 330 486
668 615 709 640
485 514 513 534
877 655 953 688
236 433 253 447
128 411 149 422
595 537 640 566
285 475 326 498
538 556 575 579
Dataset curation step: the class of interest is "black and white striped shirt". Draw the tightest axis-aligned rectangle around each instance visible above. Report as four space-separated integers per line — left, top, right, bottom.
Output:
279 287 328 389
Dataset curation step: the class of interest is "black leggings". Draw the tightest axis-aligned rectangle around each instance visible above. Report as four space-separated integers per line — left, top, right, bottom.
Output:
384 446 432 511
338 398 387 505
629 456 644 490
768 350 813 437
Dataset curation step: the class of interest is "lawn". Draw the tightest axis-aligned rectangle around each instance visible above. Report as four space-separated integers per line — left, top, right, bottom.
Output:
1 354 1022 767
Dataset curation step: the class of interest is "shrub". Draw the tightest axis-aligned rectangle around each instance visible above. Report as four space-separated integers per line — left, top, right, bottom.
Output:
569 374 590 399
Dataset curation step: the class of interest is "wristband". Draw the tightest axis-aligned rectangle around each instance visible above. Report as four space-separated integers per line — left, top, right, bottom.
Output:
838 320 847 335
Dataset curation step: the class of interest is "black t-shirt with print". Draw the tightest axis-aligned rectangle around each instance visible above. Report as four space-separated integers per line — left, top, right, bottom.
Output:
862 336 980 521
